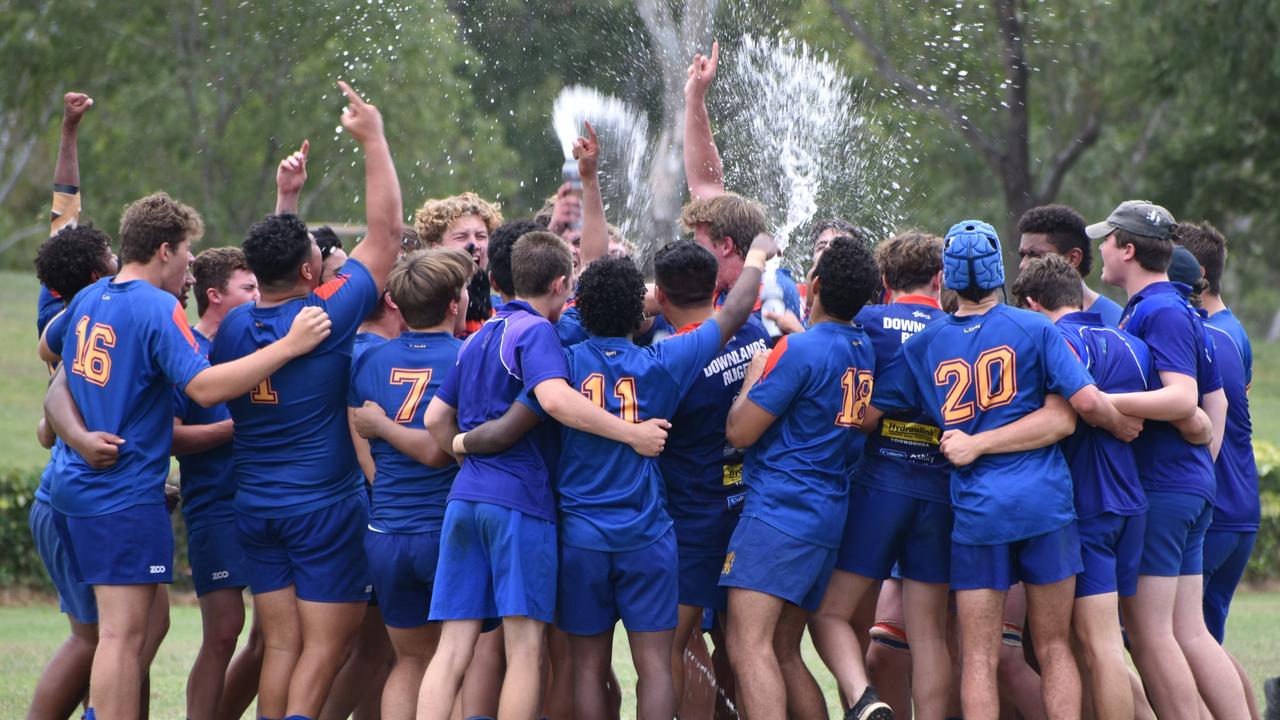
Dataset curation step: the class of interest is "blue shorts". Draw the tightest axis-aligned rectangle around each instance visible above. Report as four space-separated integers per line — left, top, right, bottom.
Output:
559 528 678 636
1202 529 1256 643
678 550 728 612
188 520 248 597
718 516 836 612
54 503 174 586
1076 512 1146 598
430 500 556 624
29 500 98 624
951 522 1083 591
839 484 952 584
236 491 371 602
1140 491 1213 577
365 528 442 629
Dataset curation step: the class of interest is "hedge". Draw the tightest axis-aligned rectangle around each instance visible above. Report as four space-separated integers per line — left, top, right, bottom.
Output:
1 442 1278 591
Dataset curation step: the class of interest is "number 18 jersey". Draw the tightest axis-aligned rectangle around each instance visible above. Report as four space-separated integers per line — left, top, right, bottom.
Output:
872 304 1094 545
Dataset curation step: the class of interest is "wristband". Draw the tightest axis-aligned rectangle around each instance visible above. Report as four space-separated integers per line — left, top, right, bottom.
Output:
452 432 468 455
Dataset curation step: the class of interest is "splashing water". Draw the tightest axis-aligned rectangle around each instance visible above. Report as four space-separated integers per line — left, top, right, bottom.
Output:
551 86 659 268
713 35 911 270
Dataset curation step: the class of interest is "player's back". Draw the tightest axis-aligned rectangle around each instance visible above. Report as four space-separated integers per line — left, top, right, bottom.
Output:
743 321 876 549
54 277 209 516
1204 309 1259 530
350 331 461 533
887 304 1091 544
854 299 949 502
660 316 770 552
174 329 235 531
558 320 725 552
1056 312 1150 519
211 260 377 518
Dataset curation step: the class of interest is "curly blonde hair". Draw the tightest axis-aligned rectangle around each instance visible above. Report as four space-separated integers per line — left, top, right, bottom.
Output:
413 192 504 246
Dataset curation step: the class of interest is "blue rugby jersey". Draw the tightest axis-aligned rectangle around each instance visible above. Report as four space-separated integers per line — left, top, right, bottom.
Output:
852 296 949 503
210 258 378 518
556 301 589 348
1087 293 1124 327
352 331 390 367
1055 311 1150 518
52 277 209 516
38 285 63 337
173 328 235 530
435 299 570 522
658 316 770 555
742 320 877 549
872 304 1093 545
1204 309 1259 531
1119 281 1222 502
553 320 726 551
348 330 461 534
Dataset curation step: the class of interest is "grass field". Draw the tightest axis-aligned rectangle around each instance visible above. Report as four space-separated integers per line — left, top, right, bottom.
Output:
1 593 1277 718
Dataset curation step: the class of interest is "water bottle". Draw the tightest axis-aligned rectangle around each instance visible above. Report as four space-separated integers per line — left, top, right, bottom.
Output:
562 159 582 192
760 260 786 339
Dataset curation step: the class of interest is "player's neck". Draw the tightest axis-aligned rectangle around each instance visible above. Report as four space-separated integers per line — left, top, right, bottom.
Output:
1080 281 1100 308
1201 293 1227 315
955 293 999 317
114 261 163 288
888 286 939 303
519 293 560 320
406 320 453 335
359 314 400 339
258 283 311 307
194 311 223 340
1123 268 1167 299
661 303 714 330
1043 306 1081 324
807 306 847 326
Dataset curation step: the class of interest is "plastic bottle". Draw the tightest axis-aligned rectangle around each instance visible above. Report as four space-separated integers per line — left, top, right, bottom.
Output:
760 259 786 338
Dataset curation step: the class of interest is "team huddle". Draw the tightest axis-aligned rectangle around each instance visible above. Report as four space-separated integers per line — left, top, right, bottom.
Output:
26 42 1260 720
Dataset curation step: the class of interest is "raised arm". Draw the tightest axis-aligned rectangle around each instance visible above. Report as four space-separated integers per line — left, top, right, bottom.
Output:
684 40 725 199
341 81 403 293
54 93 92 200
939 394 1077 467
712 233 776 345
575 122 609 270
274 140 310 215
185 307 331 407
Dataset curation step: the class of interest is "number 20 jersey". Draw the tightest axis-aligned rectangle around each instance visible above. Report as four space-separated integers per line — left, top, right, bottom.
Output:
872 304 1094 545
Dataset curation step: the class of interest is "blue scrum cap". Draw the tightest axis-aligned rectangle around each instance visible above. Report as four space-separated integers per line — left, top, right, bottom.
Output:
943 220 1005 292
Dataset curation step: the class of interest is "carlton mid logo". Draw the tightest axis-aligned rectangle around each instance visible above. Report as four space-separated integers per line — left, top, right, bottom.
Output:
721 552 736 576
149 565 166 574
211 570 230 581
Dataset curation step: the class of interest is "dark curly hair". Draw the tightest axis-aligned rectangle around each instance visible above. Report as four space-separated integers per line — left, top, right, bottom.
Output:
654 240 718 308
1017 204 1092 277
576 256 646 338
243 213 313 290
813 235 879 321
35 224 115 300
487 219 544 297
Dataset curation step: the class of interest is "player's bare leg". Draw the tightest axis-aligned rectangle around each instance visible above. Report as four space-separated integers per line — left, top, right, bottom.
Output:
288 599 367 718
1025 577 1081 720
1122 577 1201 720
137 584 170 720
809 569 878 708
319 605 392 720
902 578 950 720
866 579 908 719
1071 592 1131 720
726 588 786 719
629 628 677 720
709 621 737 720
956 587 1006 720
776 602 827 719
569 628 613 719
253 586 303 719
1171 574 1250 719
382 623 440 720
1128 667 1156 720
672 603 704 713
417 619 483 720
996 584 1045 720
187 587 246 720
499 616 546 720
217 607 264 720
89 583 159 719
543 626 574 720
1225 649 1261 720
27 617 96 720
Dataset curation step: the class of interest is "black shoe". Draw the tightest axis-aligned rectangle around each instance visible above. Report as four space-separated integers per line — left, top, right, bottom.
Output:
845 686 894 720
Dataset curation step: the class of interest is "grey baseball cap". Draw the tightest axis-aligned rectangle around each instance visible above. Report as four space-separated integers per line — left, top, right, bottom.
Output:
1085 200 1176 241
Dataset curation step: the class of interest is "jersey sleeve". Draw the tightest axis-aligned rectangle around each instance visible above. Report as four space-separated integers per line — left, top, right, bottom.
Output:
1200 337 1224 395
1142 305 1202 379
517 321 571 391
38 286 63 337
45 308 72 358
1042 322 1094 399
153 300 211 392
661 319 723 395
310 258 379 339
173 384 193 422
747 334 807 416
870 347 923 415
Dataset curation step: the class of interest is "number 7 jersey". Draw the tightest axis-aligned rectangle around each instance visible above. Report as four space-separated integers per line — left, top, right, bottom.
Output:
872 304 1094 545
